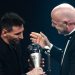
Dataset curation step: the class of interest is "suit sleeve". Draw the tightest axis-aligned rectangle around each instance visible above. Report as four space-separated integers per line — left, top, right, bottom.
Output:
50 45 63 62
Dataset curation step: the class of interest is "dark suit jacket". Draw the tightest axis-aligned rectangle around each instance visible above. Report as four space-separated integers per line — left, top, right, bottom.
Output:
50 45 62 75
0 38 29 75
51 31 75 75
61 31 75 75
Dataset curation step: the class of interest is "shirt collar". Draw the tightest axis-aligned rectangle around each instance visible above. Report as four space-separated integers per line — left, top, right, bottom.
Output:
68 28 75 35
64 28 75 36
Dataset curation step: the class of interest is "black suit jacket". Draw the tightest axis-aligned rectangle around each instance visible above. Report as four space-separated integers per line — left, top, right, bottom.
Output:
61 32 75 75
51 31 75 75
0 38 29 75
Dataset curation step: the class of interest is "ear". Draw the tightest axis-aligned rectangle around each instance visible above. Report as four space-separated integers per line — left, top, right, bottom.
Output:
1 29 8 37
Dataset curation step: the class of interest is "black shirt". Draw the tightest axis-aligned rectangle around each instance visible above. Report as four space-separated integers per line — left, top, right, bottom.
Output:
0 38 29 75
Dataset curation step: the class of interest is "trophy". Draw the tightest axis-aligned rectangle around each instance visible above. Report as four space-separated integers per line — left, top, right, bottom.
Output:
28 43 41 67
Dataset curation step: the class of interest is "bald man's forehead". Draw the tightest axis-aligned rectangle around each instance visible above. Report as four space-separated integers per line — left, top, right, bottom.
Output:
52 3 74 12
51 9 63 20
51 3 75 17
51 8 75 21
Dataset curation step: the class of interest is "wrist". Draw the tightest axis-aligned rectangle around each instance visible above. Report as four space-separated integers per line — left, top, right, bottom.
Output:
43 44 53 53
44 43 53 49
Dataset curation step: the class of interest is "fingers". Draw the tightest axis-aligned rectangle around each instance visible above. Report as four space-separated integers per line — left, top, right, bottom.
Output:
30 32 44 36
40 32 51 46
30 38 40 44
30 38 37 43
40 32 47 39
38 67 46 75
30 32 48 48
30 32 47 40
30 32 43 44
35 67 45 75
40 32 45 37
27 67 45 75
30 32 41 38
40 58 45 68
30 33 38 39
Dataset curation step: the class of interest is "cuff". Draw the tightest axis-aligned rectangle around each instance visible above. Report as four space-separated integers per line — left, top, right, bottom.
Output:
44 43 53 53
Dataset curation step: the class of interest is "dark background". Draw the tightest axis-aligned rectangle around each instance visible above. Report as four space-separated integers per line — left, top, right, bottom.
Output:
0 0 75 75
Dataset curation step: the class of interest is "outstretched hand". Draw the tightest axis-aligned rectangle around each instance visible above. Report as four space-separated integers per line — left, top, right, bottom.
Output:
30 32 51 48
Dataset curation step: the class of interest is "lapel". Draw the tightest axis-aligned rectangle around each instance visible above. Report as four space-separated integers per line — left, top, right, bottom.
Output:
61 31 75 65
66 31 75 50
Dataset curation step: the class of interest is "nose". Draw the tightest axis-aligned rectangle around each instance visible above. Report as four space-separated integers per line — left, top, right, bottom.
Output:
19 33 24 39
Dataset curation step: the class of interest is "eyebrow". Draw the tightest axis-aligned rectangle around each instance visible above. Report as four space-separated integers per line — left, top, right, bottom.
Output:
14 32 22 35
14 28 24 35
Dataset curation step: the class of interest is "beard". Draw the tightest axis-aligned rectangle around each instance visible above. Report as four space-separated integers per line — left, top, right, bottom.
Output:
9 38 21 48
9 38 21 44
57 30 68 35
9 39 22 53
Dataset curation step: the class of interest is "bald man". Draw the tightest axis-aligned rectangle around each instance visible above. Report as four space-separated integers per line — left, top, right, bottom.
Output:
30 3 75 75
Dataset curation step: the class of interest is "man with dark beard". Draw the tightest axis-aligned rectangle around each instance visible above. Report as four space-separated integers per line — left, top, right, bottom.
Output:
0 12 45 75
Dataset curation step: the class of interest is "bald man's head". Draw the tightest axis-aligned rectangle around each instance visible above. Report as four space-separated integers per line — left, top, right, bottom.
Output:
52 3 74 11
51 3 75 34
51 3 75 22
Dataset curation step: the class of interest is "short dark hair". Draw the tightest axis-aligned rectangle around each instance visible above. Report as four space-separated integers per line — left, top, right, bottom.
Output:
0 12 25 34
